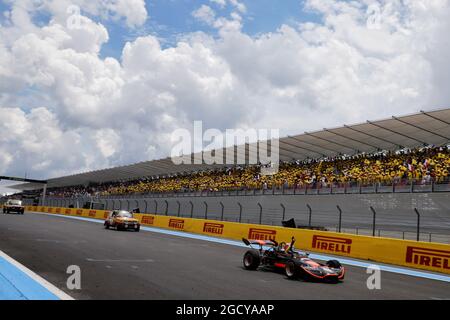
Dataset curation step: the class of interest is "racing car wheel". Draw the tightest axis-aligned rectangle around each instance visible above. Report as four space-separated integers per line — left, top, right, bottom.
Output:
243 250 261 270
285 260 300 279
326 260 342 268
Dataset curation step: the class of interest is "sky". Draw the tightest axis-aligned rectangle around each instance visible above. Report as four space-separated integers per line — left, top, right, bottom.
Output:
0 0 450 194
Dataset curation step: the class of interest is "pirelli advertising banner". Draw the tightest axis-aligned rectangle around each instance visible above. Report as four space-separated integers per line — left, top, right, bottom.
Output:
27 206 450 275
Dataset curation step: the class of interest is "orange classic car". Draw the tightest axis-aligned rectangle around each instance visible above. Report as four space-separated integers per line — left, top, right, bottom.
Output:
104 210 140 232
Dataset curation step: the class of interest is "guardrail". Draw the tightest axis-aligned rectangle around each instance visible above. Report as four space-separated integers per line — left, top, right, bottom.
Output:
25 205 450 275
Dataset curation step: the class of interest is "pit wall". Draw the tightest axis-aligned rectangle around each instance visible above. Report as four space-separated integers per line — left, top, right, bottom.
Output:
20 205 450 275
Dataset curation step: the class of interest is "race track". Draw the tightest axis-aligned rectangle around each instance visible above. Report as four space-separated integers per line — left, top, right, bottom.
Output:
0 212 449 300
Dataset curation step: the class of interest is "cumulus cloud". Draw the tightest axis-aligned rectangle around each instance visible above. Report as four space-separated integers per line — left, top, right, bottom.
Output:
228 0 247 14
209 0 245 12
0 0 449 182
210 0 226 8
5 0 149 28
193 0 246 33
0 107 99 177
192 5 216 26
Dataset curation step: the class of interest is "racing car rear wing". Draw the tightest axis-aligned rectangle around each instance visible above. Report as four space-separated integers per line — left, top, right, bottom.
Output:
242 238 278 247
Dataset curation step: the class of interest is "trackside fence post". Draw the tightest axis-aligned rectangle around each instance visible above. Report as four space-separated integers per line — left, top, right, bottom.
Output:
220 202 224 221
280 203 286 222
370 206 376 237
238 202 242 223
204 201 208 219
307 204 312 227
154 200 158 215
42 183 47 206
164 200 169 216
176 201 181 217
337 205 342 233
414 208 421 242
189 201 194 218
258 203 263 224
144 200 148 213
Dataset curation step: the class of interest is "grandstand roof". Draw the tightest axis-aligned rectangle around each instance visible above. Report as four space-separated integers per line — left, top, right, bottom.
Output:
10 108 450 190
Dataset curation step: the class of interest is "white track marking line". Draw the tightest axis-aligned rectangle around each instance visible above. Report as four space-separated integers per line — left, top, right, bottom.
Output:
86 258 154 262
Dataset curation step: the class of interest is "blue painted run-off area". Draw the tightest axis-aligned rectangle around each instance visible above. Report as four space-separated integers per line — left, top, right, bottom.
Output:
0 255 59 300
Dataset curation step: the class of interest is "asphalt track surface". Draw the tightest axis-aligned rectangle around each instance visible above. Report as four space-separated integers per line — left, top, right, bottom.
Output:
0 212 449 300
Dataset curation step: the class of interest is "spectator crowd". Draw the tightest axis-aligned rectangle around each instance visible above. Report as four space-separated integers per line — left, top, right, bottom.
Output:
39 146 450 197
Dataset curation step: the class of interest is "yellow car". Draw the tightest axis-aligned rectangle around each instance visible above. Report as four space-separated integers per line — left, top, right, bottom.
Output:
104 210 140 232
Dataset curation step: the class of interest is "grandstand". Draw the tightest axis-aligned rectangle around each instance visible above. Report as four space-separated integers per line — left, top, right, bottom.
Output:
9 108 450 194
4 108 450 243
10 145 448 199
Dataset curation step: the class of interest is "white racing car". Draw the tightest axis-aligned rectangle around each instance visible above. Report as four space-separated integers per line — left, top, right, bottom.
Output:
3 199 25 214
